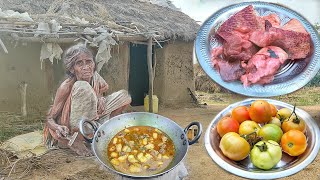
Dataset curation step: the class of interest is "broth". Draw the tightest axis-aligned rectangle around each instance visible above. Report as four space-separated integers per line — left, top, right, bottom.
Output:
106 126 175 176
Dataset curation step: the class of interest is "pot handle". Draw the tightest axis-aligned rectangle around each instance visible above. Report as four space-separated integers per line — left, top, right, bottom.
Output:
184 122 202 145
79 117 99 143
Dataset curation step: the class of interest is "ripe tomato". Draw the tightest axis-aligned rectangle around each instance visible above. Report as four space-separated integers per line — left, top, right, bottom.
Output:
216 117 239 137
238 120 260 135
219 132 250 161
269 104 278 117
258 124 283 143
281 130 307 156
276 108 292 122
282 115 306 133
231 106 251 123
250 140 282 170
249 100 272 123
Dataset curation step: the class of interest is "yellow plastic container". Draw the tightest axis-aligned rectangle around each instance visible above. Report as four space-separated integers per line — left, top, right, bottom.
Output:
144 95 159 113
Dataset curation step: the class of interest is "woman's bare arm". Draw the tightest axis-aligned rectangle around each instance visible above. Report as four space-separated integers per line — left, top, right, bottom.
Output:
46 79 74 135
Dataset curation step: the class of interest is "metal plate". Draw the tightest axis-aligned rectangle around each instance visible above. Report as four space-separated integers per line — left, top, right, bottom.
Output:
204 99 320 179
195 2 320 97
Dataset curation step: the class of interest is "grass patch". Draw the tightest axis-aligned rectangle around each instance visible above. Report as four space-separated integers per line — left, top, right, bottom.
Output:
0 112 45 142
196 87 320 106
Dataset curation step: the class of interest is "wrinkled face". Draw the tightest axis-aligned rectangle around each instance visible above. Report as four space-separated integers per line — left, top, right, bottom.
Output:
71 53 95 82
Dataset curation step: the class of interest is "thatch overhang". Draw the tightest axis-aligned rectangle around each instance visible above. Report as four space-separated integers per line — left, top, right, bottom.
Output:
0 0 200 44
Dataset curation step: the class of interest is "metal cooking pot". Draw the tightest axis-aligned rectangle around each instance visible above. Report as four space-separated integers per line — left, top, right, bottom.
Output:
79 112 202 178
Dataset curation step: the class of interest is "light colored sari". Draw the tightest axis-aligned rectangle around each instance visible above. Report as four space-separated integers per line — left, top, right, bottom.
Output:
43 72 131 148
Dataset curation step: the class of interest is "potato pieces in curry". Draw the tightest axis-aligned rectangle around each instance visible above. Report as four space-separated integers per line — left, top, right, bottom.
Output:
107 126 175 175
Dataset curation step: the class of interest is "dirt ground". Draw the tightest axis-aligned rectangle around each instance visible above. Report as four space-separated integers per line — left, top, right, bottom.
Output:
0 104 319 180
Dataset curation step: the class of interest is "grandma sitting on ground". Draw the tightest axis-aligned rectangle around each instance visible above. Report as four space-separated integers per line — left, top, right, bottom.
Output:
43 44 132 156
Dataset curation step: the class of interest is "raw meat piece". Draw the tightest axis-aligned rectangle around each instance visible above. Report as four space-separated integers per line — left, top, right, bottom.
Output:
217 5 263 61
249 20 284 47
250 20 310 59
210 5 311 86
269 27 311 59
240 46 288 86
259 13 281 28
249 30 283 47
217 5 263 39
211 47 245 81
223 34 258 61
282 18 308 34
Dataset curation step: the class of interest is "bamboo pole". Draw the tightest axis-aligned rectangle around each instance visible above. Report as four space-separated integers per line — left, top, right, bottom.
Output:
14 35 160 43
147 38 153 113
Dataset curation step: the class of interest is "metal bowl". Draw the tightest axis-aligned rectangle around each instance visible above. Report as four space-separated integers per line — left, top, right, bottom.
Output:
204 99 320 179
194 2 320 97
80 112 202 178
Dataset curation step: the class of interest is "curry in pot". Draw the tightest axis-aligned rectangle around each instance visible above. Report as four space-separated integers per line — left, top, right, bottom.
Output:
106 126 175 175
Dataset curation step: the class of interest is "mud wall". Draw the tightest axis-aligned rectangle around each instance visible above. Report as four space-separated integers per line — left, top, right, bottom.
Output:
100 42 129 93
0 41 129 114
0 42 52 114
0 39 193 113
154 40 195 105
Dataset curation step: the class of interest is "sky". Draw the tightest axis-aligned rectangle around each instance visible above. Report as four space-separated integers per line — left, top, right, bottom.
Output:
171 0 320 24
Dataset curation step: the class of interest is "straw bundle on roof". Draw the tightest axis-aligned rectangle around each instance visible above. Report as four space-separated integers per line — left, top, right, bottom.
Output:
0 0 199 41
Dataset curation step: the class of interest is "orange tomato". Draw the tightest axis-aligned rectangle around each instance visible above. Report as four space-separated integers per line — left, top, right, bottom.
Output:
249 100 272 123
282 115 306 133
269 104 278 117
217 117 239 137
231 106 251 123
281 130 307 156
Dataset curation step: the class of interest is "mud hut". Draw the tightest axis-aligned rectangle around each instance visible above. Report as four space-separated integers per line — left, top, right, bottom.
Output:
0 0 199 114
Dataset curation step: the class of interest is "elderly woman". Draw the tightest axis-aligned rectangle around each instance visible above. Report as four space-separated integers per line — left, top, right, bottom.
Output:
43 44 131 156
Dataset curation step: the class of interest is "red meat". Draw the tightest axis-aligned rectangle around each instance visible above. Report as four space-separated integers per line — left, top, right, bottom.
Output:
223 34 258 61
269 27 311 59
282 19 308 34
211 47 245 81
217 5 263 61
259 13 281 28
249 20 284 47
217 5 263 40
249 18 310 59
240 46 288 86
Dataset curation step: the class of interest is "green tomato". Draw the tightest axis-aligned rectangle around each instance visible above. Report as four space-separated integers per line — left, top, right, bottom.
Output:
258 124 283 143
250 140 282 170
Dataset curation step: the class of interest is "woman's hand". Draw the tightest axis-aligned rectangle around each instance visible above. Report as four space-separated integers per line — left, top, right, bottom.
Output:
97 97 106 115
55 125 70 139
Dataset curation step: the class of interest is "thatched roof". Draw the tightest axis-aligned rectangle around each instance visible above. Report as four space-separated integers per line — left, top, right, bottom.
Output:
0 0 199 41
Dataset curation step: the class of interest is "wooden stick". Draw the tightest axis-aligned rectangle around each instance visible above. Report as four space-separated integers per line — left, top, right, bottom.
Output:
187 87 199 105
131 41 156 45
152 36 163 48
14 35 161 43
0 38 8 53
147 38 154 113
0 21 36 25
20 82 28 116
153 50 157 82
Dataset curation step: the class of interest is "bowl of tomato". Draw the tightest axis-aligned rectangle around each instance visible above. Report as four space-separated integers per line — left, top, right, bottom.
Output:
204 98 320 179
